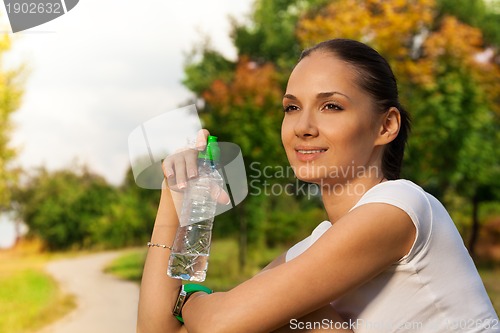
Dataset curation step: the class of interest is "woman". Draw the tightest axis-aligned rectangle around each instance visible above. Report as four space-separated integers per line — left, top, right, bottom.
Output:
137 39 499 332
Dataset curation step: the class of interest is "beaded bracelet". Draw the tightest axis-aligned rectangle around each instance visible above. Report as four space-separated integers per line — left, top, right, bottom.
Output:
147 241 172 250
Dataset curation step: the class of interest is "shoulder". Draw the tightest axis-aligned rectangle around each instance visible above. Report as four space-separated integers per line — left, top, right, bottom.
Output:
354 179 429 206
352 179 432 227
351 179 433 262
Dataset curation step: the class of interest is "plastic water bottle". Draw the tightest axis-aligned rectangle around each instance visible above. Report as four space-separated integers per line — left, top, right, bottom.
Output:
167 135 224 282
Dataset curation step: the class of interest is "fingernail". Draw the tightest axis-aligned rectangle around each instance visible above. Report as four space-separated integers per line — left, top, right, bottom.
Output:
178 182 186 189
188 169 197 179
166 170 174 178
225 198 231 205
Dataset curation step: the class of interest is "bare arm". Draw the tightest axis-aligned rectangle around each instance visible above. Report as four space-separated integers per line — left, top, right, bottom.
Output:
182 203 415 333
137 129 219 333
137 187 186 333
273 304 353 332
260 252 286 272
262 254 353 332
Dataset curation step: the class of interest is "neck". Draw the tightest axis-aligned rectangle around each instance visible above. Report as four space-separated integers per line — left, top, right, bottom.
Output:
321 175 385 223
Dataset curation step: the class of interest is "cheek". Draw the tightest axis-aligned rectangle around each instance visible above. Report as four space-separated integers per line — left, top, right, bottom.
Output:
332 119 376 157
281 117 293 148
281 118 300 165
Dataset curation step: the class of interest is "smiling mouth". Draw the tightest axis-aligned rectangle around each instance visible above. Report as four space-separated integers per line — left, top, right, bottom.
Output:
296 149 327 154
294 148 328 161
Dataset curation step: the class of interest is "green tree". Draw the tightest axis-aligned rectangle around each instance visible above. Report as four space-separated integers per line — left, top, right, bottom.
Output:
15 167 117 250
232 0 327 73
15 166 158 251
92 167 159 249
404 16 500 256
0 34 25 209
436 0 500 45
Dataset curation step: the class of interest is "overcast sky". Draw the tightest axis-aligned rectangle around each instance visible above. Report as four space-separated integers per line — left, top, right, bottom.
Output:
2 0 253 185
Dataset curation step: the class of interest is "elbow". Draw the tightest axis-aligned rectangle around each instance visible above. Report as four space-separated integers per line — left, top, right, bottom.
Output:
136 313 184 333
186 318 233 333
183 293 236 333
184 312 225 333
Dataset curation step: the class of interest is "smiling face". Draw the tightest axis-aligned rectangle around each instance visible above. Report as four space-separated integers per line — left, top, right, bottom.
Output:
281 51 385 186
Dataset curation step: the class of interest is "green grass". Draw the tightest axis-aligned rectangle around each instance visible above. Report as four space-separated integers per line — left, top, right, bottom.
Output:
106 239 500 314
205 238 285 290
0 270 75 333
0 242 76 333
105 239 286 291
103 248 147 281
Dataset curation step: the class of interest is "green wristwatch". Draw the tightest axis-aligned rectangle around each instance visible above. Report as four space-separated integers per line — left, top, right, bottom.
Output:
172 284 213 323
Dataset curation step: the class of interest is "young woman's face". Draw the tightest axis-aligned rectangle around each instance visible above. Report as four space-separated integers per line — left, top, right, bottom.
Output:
281 51 384 185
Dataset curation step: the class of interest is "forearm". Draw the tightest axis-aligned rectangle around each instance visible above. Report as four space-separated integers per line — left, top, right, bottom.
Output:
137 188 185 333
273 304 353 332
181 291 352 333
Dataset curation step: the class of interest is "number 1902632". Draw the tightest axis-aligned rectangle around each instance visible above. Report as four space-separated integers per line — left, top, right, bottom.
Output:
5 2 62 14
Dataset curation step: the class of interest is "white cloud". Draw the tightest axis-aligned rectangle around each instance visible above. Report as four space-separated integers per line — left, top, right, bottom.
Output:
3 0 252 185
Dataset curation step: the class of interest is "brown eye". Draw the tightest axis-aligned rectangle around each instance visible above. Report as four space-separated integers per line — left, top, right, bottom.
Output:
323 103 343 111
283 105 299 113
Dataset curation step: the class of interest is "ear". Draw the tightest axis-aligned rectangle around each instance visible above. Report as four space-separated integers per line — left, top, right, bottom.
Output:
375 107 401 146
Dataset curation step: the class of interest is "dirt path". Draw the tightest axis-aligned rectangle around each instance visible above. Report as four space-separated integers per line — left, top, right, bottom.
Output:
38 251 140 333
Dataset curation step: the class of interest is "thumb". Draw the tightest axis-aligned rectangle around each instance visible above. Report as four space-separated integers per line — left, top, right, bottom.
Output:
211 185 231 206
218 189 231 206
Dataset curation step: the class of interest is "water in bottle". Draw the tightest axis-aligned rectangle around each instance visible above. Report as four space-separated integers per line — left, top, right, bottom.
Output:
167 136 223 282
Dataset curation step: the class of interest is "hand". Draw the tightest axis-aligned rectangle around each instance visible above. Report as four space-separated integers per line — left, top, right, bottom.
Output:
161 129 230 205
162 129 209 191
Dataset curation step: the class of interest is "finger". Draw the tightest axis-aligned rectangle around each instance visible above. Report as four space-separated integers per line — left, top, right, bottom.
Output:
174 155 188 189
185 149 199 179
163 155 185 190
162 157 175 179
195 129 210 151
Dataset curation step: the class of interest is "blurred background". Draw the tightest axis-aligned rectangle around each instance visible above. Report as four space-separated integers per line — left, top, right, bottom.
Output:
0 0 499 332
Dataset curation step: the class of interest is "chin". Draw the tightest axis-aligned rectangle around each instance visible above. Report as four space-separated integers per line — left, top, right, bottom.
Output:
292 170 326 185
290 162 326 181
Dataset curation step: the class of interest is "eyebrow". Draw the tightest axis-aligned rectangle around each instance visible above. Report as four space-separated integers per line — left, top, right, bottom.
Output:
283 91 351 101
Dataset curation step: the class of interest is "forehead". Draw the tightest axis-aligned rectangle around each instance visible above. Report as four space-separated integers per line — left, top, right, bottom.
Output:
286 52 359 96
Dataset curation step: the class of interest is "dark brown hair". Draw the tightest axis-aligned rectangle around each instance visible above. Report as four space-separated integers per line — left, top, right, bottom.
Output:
299 38 411 180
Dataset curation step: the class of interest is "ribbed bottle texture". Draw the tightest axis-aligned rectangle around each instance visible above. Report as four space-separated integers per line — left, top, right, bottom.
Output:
167 136 223 282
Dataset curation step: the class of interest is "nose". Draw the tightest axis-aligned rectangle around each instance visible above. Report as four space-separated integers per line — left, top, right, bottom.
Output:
294 108 319 138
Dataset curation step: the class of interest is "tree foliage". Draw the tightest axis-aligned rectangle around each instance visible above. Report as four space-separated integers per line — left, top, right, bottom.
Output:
232 0 326 72
0 33 25 209
15 167 157 251
436 0 500 46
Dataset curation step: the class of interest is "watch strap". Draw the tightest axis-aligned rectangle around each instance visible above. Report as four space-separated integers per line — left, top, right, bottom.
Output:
173 284 213 323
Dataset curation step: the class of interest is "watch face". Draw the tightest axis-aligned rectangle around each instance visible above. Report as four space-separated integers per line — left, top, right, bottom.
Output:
172 290 187 317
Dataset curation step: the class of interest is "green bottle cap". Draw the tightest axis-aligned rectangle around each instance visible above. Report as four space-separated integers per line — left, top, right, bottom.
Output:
198 135 220 162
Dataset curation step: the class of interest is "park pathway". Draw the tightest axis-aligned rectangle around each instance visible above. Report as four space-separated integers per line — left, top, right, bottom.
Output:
37 251 140 333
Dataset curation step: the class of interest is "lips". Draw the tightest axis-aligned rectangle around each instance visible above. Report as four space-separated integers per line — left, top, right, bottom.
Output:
296 149 327 154
294 146 328 162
